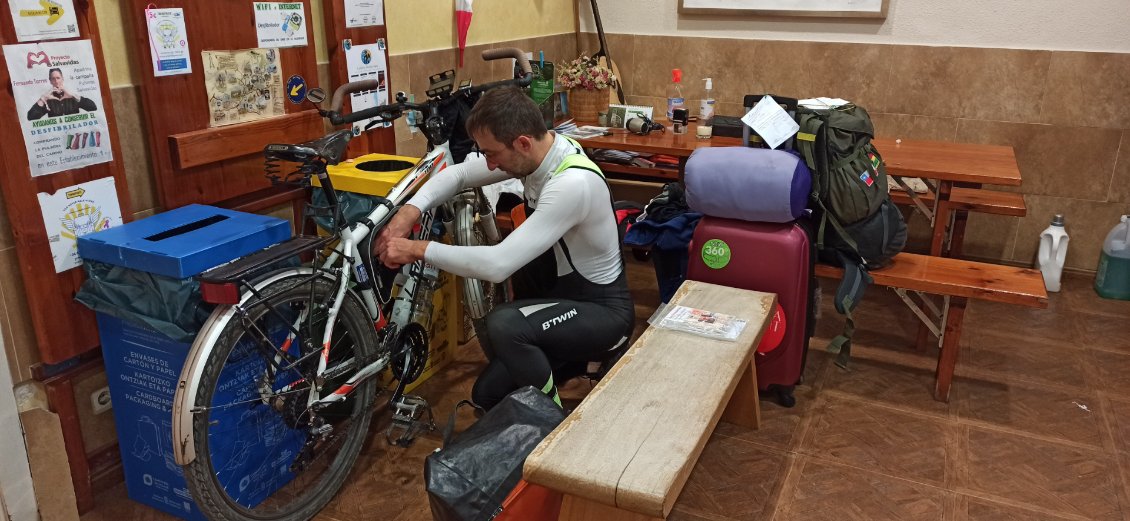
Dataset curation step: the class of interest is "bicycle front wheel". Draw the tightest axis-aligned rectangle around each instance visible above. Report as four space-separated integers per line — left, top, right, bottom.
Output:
183 276 380 521
454 201 508 345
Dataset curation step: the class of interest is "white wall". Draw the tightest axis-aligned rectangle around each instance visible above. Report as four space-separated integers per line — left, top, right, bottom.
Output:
580 0 1130 52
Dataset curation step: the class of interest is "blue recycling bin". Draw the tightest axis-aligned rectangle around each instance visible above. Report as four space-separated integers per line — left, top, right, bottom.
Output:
77 205 293 520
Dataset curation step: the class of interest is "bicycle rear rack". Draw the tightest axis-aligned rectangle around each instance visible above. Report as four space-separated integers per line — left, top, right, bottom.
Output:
199 235 335 304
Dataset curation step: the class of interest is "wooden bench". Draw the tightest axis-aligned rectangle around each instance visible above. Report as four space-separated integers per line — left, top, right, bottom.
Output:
524 280 775 521
815 252 1047 401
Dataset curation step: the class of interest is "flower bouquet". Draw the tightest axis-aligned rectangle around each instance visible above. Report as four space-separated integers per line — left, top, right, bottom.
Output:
557 55 617 122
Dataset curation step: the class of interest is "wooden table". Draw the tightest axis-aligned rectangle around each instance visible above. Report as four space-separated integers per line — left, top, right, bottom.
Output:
573 122 1022 257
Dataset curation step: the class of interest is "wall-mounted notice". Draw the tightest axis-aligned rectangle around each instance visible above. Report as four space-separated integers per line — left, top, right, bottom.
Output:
145 8 192 77
38 176 123 273
3 40 113 176
344 0 384 28
8 0 80 42
344 40 389 134
253 2 308 48
202 48 284 127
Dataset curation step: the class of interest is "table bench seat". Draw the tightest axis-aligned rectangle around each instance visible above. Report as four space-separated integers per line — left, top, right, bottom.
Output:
889 187 1027 217
816 252 1047 400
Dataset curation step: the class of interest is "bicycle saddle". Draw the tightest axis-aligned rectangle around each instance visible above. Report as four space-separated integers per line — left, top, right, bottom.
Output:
264 129 353 165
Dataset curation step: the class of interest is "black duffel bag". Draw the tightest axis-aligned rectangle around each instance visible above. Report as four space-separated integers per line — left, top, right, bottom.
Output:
425 386 565 521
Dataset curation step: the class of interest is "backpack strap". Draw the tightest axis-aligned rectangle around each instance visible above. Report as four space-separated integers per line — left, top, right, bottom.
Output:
794 112 823 173
826 252 873 369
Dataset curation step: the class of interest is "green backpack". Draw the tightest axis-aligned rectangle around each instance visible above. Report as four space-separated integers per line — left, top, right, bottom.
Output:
795 103 907 368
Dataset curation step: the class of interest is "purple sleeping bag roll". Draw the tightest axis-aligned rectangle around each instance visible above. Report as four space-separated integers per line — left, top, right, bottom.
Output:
684 147 812 223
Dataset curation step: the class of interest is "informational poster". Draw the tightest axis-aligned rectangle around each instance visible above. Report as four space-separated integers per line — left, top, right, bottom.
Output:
344 40 389 134
3 40 114 176
344 0 384 28
202 48 284 127
8 0 80 42
145 8 192 77
37 176 123 273
253 2 308 48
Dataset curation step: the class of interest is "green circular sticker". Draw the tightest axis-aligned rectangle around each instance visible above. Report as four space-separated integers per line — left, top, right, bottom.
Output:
701 239 731 269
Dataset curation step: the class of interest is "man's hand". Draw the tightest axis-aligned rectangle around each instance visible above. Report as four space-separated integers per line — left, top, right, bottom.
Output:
375 204 421 253
378 237 429 269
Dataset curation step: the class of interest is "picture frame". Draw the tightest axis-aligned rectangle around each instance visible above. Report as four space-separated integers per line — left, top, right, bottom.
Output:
678 0 888 19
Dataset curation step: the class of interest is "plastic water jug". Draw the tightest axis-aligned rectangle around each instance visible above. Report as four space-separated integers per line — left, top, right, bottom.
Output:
1038 214 1069 292
1095 215 1130 300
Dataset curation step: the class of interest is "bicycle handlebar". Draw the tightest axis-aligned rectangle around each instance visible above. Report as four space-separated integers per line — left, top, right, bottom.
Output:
326 47 534 126
329 79 379 113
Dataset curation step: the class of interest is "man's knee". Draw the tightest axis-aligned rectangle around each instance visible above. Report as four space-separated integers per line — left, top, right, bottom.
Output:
471 374 505 410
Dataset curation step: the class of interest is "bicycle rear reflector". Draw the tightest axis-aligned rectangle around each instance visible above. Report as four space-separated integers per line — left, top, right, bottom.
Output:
201 281 241 305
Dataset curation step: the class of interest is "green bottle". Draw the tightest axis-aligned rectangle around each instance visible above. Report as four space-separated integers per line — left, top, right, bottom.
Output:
1095 215 1130 300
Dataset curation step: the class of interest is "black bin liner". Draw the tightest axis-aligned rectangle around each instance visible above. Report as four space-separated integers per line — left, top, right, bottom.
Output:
75 261 214 343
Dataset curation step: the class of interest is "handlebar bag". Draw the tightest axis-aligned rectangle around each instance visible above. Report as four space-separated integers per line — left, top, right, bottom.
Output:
684 147 812 224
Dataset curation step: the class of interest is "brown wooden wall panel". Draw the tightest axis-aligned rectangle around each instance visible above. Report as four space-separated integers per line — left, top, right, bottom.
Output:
127 0 324 210
321 0 395 157
0 1 134 364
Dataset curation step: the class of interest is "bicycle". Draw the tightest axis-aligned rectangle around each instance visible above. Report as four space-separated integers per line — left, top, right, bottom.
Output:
168 47 532 521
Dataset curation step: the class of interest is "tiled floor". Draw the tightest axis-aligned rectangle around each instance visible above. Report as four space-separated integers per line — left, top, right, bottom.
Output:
79 262 1130 521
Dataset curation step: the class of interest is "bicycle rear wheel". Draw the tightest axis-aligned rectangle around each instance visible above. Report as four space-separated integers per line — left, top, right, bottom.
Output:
183 276 380 521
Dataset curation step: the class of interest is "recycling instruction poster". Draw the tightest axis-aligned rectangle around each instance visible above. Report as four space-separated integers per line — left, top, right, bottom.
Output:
38 176 123 273
3 40 114 176
8 0 80 42
254 2 308 48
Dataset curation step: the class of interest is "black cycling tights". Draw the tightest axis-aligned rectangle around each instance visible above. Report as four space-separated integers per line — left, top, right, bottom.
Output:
471 298 631 410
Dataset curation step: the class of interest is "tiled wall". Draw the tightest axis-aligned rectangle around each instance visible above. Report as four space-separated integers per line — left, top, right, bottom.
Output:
582 33 1130 272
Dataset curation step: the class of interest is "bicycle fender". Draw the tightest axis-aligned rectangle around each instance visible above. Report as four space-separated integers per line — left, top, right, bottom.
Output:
172 268 338 466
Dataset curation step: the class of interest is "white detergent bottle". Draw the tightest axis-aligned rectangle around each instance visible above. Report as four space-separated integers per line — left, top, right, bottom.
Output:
1038 214 1069 292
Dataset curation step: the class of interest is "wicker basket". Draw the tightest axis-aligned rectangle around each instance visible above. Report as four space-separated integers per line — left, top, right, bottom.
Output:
568 88 610 123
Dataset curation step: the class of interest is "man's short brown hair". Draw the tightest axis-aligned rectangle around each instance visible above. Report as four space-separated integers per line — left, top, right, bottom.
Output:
465 86 547 146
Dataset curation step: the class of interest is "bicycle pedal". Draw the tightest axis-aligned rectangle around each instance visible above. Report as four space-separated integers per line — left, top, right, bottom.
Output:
385 394 436 447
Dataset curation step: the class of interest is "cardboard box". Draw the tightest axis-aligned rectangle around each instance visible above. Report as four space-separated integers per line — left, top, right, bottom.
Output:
77 204 291 279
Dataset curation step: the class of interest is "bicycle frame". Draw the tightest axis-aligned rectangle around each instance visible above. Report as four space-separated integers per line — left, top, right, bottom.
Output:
172 142 453 466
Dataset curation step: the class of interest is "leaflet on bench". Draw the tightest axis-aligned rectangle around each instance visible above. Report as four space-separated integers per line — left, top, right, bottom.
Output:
648 303 747 341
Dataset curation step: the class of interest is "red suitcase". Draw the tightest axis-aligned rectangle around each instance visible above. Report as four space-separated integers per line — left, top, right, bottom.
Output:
686 216 814 407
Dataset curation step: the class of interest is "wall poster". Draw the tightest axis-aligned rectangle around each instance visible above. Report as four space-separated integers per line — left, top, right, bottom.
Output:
37 176 123 273
677 0 888 18
202 48 284 127
7 0 80 42
344 40 389 135
344 0 384 28
145 7 192 77
253 2 309 48
3 40 114 176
